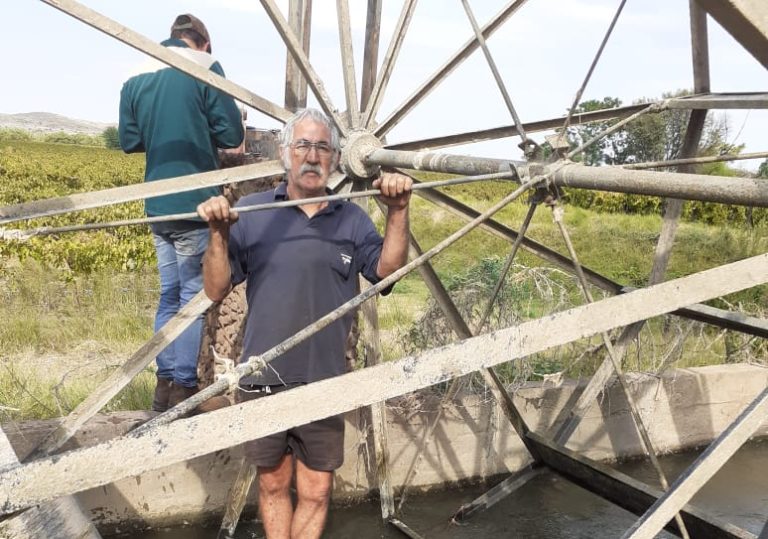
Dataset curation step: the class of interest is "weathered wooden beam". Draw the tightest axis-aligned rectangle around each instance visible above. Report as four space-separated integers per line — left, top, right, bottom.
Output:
622 386 768 539
374 0 529 137
284 0 312 111
355 193 395 520
360 0 382 113
336 0 360 127
666 92 768 109
528 432 755 539
452 466 545 522
0 160 283 226
1 253 767 513
389 518 425 539
259 0 348 136
693 0 768 70
690 0 711 93
216 459 257 539
363 0 417 128
40 0 290 123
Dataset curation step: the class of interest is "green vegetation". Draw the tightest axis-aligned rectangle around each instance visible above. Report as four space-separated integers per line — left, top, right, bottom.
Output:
102 126 121 149
0 127 107 147
0 140 151 273
1 115 767 421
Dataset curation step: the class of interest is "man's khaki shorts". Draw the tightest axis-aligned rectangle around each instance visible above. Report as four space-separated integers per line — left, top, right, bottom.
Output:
237 383 345 471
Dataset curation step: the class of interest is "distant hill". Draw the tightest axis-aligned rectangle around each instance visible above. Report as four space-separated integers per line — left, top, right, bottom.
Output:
0 112 115 136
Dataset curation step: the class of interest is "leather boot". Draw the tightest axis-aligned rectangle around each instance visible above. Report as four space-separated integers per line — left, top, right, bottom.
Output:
152 377 173 412
195 395 232 414
168 383 199 408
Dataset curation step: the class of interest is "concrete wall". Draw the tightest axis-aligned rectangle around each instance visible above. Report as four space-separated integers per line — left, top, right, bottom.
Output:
3 364 767 534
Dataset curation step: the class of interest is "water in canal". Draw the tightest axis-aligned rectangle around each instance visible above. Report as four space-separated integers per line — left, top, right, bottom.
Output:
128 438 767 538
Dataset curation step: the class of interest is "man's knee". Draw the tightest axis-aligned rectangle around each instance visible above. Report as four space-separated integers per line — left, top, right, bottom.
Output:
258 461 292 497
297 483 331 508
296 465 333 506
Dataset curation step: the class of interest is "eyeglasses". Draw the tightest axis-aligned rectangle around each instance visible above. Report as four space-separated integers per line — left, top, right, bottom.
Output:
290 139 334 157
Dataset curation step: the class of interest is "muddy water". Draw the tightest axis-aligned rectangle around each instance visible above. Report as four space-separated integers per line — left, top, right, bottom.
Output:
130 439 767 538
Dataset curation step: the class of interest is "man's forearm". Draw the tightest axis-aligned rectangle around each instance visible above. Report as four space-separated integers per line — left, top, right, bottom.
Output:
203 229 233 301
377 207 410 279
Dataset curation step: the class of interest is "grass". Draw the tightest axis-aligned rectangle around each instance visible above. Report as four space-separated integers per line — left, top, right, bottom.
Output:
0 259 157 422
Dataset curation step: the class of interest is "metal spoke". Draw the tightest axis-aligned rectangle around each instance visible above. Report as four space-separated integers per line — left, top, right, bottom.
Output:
561 0 628 133
459 0 529 142
336 0 360 127
259 0 348 135
374 0 529 138
362 0 419 128
475 201 538 334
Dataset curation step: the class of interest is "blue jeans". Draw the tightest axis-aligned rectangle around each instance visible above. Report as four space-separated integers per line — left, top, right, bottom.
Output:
151 222 209 388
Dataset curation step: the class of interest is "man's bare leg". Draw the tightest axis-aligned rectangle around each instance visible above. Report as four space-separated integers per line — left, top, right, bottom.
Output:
292 460 333 539
258 455 294 539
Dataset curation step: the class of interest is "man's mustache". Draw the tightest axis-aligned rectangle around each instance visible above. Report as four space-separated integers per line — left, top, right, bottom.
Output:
299 164 323 176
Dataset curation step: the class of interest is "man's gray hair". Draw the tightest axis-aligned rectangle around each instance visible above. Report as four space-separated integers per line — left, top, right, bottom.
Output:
279 108 341 153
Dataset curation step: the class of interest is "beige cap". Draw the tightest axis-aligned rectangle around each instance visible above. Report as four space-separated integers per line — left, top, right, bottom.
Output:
171 14 211 53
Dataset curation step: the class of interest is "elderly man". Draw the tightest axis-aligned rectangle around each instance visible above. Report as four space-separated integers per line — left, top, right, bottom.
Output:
197 108 411 538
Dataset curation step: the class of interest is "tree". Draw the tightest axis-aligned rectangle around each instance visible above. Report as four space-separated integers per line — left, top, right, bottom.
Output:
102 126 120 150
758 159 768 179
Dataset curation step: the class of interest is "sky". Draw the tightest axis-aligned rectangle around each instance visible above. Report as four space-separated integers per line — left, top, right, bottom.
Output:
3 0 767 169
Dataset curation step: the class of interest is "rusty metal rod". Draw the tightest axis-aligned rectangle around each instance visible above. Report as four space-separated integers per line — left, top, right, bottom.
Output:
459 0 529 142
623 150 768 169
562 0 628 132
474 201 538 334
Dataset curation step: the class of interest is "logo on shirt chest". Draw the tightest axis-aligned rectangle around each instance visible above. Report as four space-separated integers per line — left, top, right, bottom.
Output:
341 253 352 265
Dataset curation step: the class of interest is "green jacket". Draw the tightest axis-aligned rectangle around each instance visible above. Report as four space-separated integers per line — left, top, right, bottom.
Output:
119 38 244 217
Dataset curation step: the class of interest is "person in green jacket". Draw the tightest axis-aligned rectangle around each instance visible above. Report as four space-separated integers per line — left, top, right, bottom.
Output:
118 14 244 412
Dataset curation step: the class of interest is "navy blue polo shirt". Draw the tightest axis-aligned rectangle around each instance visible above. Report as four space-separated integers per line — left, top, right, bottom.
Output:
229 182 386 385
